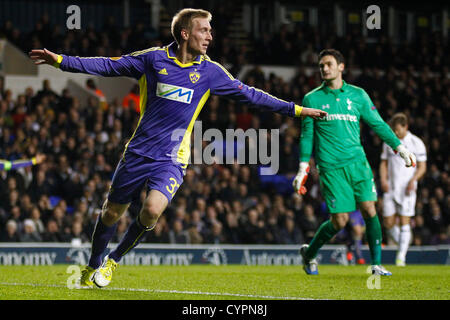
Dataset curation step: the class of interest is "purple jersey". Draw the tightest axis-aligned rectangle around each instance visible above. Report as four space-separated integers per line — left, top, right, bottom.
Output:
58 42 301 164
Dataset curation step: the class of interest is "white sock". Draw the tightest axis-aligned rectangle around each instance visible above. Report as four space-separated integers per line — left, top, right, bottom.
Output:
387 225 400 245
397 224 411 262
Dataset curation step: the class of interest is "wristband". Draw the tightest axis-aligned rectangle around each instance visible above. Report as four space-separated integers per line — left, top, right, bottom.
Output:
294 105 303 117
4 161 12 171
53 55 63 68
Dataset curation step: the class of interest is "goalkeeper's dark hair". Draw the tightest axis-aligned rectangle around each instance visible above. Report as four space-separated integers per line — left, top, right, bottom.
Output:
318 49 345 65
390 112 409 127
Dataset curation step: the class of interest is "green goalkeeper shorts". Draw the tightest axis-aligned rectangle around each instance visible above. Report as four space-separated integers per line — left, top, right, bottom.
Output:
319 159 377 214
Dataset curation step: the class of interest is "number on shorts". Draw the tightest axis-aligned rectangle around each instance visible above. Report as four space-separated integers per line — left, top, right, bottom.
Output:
166 177 180 197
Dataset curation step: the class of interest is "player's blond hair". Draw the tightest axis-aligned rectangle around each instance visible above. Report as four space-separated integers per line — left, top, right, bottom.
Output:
390 112 409 128
171 8 212 45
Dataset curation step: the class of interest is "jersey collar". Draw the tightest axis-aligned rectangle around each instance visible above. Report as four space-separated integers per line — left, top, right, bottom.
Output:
166 42 203 67
321 80 348 94
402 131 412 141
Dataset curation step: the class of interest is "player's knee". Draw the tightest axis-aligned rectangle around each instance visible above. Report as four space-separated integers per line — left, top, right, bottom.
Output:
335 220 347 229
353 226 363 237
399 216 411 226
359 202 376 218
384 217 395 229
101 200 124 225
141 201 163 222
332 214 348 229
102 209 121 226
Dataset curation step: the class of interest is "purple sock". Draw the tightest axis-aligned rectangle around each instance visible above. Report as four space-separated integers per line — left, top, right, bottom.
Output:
88 215 117 269
354 239 363 260
109 216 153 263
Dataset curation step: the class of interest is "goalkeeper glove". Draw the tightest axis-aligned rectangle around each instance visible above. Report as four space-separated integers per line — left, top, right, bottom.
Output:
292 162 310 195
395 144 416 167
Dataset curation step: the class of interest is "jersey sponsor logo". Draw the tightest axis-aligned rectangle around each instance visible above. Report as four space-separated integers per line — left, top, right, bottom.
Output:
319 113 358 122
189 71 200 83
156 82 194 104
159 68 168 75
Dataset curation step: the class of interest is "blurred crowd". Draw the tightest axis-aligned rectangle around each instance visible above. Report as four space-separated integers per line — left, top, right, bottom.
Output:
0 12 449 247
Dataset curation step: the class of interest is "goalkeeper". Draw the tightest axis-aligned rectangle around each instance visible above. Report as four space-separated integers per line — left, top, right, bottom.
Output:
292 49 416 276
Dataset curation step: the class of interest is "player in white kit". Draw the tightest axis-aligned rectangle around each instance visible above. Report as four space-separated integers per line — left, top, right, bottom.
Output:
380 113 427 266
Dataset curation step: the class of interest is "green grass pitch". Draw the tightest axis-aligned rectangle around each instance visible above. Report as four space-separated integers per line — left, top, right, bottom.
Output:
0 265 448 300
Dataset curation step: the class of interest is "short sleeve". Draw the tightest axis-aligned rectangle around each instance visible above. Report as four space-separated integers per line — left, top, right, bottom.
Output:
380 142 389 160
415 137 427 162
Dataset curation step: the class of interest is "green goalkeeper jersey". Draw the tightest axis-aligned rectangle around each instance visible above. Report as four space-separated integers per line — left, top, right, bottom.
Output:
299 80 401 172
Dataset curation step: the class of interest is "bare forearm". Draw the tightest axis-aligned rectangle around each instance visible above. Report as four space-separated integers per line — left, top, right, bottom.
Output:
412 162 426 182
379 160 388 183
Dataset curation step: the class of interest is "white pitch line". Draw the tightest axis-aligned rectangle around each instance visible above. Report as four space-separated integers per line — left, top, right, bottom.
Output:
0 282 322 300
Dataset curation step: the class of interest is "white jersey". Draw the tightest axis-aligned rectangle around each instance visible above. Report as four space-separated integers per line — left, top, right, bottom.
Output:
381 131 427 204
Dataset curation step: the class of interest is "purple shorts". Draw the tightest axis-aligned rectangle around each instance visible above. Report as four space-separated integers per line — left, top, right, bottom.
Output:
349 210 365 227
108 152 185 204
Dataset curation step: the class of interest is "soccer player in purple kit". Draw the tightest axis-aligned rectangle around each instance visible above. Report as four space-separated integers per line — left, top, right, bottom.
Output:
29 8 327 288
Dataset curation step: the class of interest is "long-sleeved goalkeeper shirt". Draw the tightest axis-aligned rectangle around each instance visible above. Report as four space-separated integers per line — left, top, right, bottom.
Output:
299 80 401 172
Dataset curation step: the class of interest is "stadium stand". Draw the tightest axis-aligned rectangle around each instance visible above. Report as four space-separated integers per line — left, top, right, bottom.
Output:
0 1 448 247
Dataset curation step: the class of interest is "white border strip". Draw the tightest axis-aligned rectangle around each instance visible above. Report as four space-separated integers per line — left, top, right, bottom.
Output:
0 282 322 300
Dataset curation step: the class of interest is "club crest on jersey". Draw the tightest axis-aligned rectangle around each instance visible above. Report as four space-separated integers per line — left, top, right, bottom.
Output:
346 98 352 110
189 71 200 84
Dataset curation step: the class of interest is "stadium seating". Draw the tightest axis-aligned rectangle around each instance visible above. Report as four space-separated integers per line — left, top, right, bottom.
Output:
0 2 448 247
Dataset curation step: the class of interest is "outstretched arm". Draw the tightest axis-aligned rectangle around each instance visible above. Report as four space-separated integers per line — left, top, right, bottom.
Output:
29 48 60 66
0 154 46 171
299 105 327 119
208 60 327 119
29 48 146 79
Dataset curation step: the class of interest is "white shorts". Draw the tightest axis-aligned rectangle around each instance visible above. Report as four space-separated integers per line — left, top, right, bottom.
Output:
382 192 416 217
